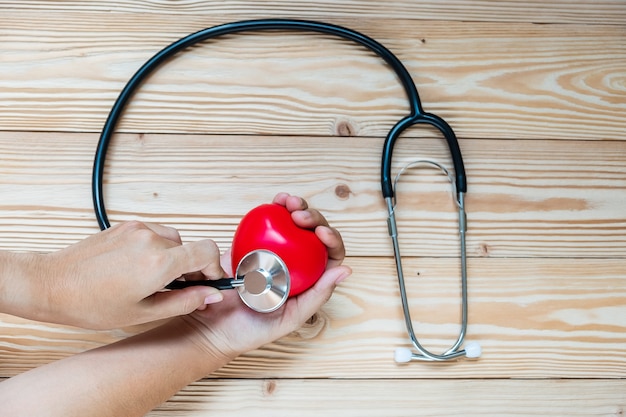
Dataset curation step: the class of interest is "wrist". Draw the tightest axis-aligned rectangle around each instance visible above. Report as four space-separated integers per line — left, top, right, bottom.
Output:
0 251 46 319
176 315 243 369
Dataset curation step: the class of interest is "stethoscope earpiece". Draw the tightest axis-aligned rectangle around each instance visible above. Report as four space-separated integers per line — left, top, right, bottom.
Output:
394 347 414 364
464 341 483 359
394 342 482 364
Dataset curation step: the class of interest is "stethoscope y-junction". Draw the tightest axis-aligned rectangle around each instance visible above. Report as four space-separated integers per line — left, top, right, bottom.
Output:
91 19 480 362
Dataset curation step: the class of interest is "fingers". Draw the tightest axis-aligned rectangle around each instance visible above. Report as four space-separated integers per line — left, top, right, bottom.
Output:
272 192 290 206
272 193 308 212
141 222 183 245
315 225 345 268
292 216 345 267
115 222 225 290
273 193 328 230
289 208 327 230
124 222 224 281
142 286 224 321
220 248 234 277
163 239 226 286
133 227 228 322
273 193 346 267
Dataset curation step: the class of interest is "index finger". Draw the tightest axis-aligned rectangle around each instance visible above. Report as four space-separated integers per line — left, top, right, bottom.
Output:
162 239 226 287
142 222 183 245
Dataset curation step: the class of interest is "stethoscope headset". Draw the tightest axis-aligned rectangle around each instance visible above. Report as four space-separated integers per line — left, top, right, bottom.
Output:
92 19 481 363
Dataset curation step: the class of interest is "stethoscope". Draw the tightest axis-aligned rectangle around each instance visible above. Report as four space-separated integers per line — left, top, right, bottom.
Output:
91 19 480 362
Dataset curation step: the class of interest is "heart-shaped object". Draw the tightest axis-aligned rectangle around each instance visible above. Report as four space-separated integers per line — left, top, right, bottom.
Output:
231 203 328 311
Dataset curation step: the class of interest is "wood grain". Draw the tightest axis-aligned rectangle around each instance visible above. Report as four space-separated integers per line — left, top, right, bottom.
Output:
1 132 624 258
0 377 619 416
4 0 626 25
0 12 624 141
144 379 626 417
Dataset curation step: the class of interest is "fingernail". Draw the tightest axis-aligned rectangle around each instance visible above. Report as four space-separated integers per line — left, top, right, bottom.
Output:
204 292 224 305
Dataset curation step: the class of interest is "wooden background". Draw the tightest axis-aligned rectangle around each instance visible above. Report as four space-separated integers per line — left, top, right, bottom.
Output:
1 1 625 415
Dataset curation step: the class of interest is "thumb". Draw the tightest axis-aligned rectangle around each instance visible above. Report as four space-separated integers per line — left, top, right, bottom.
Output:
142 287 224 321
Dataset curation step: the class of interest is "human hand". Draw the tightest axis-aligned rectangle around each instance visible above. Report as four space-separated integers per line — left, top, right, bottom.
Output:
181 193 351 362
2 221 227 329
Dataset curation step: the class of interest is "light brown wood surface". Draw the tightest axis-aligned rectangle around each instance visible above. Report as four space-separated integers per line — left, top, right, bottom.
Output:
1 1 625 415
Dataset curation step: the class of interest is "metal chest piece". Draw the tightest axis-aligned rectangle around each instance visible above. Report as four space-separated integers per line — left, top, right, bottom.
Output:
235 249 291 313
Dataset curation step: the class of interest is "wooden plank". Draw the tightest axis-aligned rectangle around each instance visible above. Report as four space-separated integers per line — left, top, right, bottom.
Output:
145 379 626 417
0 378 620 417
1 132 625 258
1 15 624 140
1 257 624 379
0 378 619 416
0 377 619 416
1 373 625 416
4 0 626 25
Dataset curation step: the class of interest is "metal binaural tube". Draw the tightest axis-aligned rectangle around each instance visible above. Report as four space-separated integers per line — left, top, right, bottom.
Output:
387 164 473 362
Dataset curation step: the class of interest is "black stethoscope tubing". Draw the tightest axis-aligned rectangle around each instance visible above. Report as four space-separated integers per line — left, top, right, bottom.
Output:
91 18 466 230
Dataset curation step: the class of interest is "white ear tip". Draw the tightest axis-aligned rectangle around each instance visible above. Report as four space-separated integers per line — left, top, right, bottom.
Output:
464 341 482 358
394 347 413 363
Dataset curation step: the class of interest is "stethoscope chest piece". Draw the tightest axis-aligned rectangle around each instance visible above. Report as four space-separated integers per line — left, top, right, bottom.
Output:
235 249 290 313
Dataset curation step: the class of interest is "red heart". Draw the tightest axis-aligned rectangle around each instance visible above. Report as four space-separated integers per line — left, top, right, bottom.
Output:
231 203 328 296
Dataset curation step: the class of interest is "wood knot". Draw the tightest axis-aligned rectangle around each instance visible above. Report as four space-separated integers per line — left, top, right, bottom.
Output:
263 380 277 396
334 184 352 200
290 311 327 340
478 242 491 257
336 120 356 137
306 313 319 326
